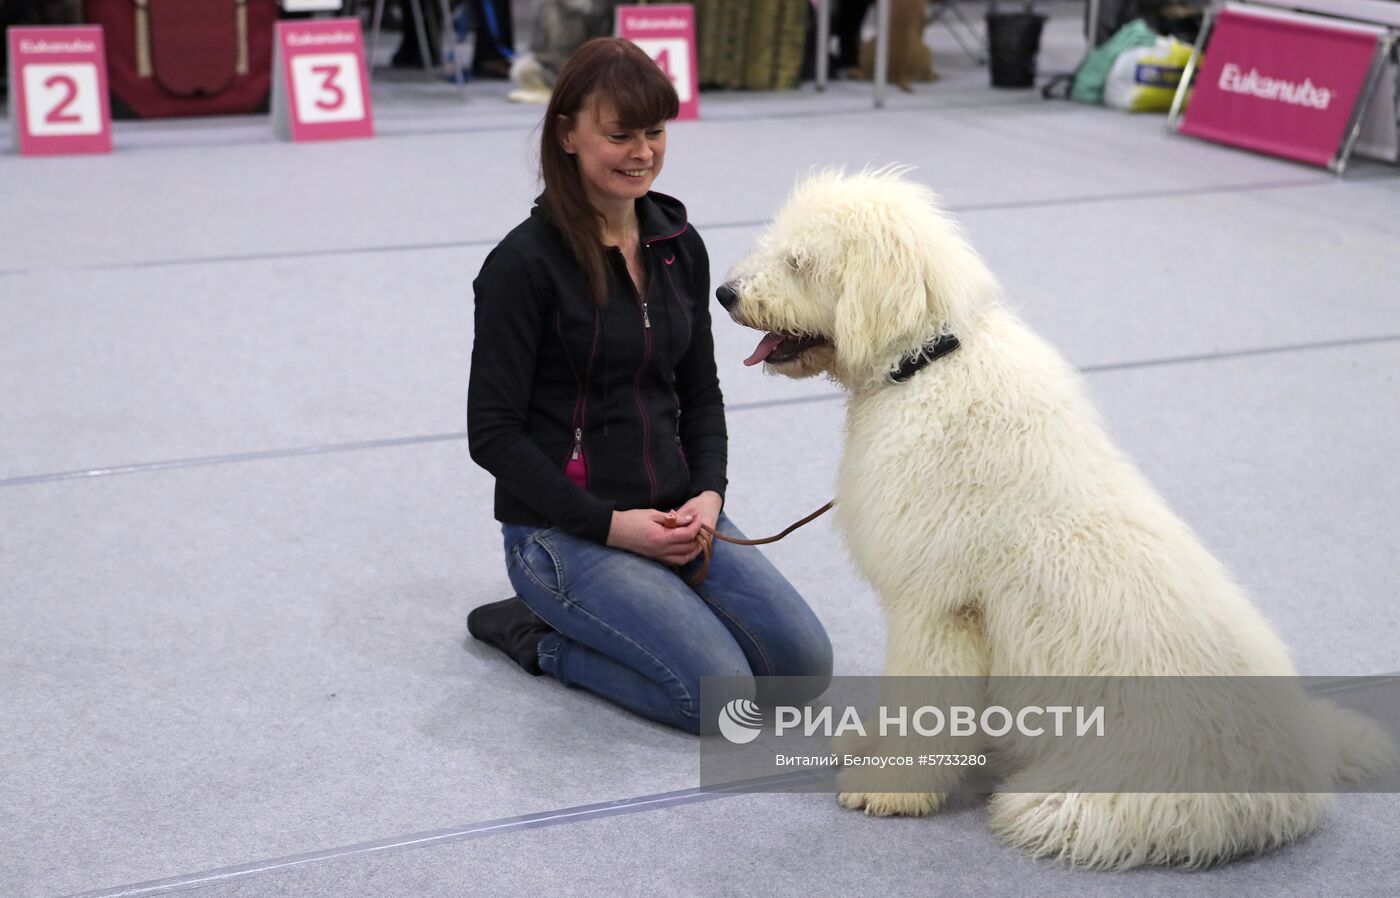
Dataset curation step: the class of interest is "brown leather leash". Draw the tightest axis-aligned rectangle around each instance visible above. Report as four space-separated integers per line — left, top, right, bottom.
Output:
652 335 959 586
664 500 834 586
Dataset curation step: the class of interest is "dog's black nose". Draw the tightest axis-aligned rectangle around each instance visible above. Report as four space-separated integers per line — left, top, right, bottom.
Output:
716 283 738 311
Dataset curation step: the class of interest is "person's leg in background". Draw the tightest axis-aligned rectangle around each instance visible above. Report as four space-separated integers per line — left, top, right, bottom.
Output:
390 0 443 68
833 0 876 71
469 0 514 79
500 524 756 734
682 512 834 708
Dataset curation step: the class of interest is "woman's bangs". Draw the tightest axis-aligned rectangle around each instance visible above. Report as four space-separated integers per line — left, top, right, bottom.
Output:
596 57 679 129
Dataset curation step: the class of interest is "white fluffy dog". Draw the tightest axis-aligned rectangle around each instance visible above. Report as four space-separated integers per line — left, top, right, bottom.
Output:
718 169 1395 869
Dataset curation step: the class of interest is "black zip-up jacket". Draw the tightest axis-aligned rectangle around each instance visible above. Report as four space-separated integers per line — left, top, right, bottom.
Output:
467 191 727 545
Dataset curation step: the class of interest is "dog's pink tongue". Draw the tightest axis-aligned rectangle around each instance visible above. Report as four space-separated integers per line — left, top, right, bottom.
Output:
744 333 786 367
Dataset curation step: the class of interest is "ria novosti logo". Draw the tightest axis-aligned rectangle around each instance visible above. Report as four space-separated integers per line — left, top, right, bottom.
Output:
719 701 1107 743
717 698 764 744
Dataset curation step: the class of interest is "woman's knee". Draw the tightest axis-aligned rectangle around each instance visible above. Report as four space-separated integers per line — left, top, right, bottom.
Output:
798 627 835 680
756 626 833 707
672 649 755 735
766 617 834 679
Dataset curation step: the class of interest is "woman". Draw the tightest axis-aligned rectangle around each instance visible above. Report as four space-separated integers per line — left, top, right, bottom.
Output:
466 38 832 735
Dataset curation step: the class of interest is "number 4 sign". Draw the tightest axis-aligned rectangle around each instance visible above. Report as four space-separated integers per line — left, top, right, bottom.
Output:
7 26 113 156
271 19 374 142
615 5 700 121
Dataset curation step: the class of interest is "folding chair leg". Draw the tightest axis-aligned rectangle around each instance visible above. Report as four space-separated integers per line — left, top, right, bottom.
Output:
435 0 467 90
946 3 988 64
929 0 988 65
407 0 434 76
368 0 388 81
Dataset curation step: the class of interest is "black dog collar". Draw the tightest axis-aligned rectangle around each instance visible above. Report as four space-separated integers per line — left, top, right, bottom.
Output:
890 334 961 383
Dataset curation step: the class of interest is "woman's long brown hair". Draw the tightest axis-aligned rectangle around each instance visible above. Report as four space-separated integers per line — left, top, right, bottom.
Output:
541 38 680 305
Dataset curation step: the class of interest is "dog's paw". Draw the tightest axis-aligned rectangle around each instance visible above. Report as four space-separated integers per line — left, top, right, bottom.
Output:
837 790 870 811
837 790 945 817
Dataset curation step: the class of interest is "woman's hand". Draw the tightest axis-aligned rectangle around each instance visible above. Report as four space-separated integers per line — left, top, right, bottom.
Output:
607 508 705 566
606 492 723 567
675 490 723 539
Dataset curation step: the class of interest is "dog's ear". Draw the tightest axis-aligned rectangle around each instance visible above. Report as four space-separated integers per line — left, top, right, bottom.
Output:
832 225 935 379
831 184 996 380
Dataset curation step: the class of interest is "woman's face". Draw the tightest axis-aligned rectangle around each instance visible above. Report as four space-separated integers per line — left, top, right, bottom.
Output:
560 97 667 212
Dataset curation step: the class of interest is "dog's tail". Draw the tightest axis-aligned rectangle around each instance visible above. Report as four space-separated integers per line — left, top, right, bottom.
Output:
1309 697 1398 786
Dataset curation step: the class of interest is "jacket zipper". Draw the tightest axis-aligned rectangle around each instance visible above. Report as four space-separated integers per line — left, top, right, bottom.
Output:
559 306 600 471
661 261 691 482
632 245 658 505
674 408 689 479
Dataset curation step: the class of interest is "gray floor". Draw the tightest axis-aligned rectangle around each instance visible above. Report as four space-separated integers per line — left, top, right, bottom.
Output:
4 5 1400 897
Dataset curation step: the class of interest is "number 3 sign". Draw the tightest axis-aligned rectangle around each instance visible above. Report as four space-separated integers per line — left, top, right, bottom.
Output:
271 19 374 142
7 26 113 156
615 5 700 121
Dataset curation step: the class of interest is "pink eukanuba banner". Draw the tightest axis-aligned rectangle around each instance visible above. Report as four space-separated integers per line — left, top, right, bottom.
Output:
1181 7 1383 168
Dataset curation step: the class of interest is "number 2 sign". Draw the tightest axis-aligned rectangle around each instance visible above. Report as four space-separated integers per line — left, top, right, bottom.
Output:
615 5 700 121
7 26 113 156
271 20 374 142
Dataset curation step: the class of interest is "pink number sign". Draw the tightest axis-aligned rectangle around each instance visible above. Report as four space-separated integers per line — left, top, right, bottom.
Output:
7 25 113 156
615 5 700 121
272 19 374 142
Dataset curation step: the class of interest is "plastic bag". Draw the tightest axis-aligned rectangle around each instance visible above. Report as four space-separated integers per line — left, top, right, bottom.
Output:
1104 36 1194 112
1071 18 1160 105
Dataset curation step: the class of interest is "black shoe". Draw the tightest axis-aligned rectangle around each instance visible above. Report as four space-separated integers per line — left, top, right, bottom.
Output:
471 57 512 80
467 596 553 676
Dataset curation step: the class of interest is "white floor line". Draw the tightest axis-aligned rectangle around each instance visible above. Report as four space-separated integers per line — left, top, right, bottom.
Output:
0 176 1341 278
3 333 1396 490
0 432 469 488
59 771 830 898
59 674 1397 898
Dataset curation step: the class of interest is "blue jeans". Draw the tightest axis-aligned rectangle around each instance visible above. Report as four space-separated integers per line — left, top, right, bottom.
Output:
502 513 833 735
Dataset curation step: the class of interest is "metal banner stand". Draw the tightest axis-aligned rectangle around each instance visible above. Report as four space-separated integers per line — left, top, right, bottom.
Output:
1336 31 1398 172
1164 5 1216 131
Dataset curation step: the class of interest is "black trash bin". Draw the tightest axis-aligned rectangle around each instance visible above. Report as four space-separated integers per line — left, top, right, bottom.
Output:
986 9 1048 88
